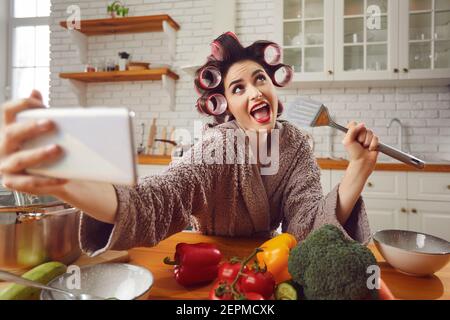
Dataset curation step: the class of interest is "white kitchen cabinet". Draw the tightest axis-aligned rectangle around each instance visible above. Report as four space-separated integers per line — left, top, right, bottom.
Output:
407 172 450 202
363 198 408 233
277 0 450 85
137 164 168 177
330 170 408 199
407 200 450 241
334 0 399 81
320 169 331 193
326 168 450 240
275 0 335 81
398 0 450 80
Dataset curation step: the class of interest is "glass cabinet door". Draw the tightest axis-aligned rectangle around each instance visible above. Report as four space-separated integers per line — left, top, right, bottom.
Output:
335 0 398 80
280 0 333 80
399 0 450 78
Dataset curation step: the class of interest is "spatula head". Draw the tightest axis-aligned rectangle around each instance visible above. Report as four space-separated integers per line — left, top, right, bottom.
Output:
286 97 331 128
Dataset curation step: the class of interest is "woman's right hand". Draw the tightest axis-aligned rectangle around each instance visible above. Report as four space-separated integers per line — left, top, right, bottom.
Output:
0 90 68 196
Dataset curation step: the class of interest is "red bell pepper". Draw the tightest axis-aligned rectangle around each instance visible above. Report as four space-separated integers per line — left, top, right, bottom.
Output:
163 242 223 287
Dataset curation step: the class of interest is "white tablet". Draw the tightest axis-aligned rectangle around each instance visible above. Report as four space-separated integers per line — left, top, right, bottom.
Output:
16 107 137 186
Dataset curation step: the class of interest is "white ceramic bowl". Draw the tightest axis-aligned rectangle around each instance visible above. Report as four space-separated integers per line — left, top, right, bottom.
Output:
40 263 154 300
373 229 450 277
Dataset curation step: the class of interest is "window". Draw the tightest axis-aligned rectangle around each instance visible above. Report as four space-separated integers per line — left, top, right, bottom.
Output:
9 0 50 105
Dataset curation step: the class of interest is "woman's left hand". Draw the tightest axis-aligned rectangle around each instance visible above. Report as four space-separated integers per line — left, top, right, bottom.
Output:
342 122 379 169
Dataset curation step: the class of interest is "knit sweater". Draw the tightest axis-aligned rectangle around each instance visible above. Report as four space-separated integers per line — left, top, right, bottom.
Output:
79 120 371 256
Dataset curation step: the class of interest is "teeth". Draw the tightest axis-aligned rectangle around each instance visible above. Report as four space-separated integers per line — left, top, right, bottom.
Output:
251 103 268 113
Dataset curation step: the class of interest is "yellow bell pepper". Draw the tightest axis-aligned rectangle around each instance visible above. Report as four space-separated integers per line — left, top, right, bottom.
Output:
256 233 297 284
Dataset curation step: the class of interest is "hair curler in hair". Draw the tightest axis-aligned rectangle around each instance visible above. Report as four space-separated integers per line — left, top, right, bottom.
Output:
198 66 222 89
225 31 240 43
272 65 293 87
210 41 224 61
205 93 227 115
210 31 242 61
263 43 282 66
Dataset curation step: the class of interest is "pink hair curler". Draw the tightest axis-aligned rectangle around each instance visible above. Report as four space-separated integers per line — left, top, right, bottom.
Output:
210 41 224 61
210 32 242 61
264 43 282 66
225 31 240 43
198 66 222 89
272 65 293 87
206 93 227 115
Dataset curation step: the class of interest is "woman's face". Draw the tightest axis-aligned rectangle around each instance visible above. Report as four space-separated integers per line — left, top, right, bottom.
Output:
224 60 278 131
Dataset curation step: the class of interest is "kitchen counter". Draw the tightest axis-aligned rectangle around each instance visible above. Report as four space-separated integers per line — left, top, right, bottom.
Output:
137 155 450 173
128 231 450 300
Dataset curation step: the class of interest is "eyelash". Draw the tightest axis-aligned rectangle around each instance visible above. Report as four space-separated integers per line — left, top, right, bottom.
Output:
232 74 267 94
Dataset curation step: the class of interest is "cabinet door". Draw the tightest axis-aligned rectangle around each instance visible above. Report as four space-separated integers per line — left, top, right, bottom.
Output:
407 172 450 202
398 0 450 79
334 0 399 80
363 198 408 233
276 0 334 81
331 170 407 199
137 164 167 177
320 169 331 194
407 200 450 241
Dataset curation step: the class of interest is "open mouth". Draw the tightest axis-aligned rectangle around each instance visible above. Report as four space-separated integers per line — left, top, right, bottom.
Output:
250 102 271 124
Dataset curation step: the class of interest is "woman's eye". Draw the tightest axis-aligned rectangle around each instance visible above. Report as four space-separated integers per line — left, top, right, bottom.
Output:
256 74 266 83
232 85 244 94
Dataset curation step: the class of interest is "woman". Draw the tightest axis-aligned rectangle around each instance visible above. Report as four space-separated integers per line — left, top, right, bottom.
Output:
0 33 378 256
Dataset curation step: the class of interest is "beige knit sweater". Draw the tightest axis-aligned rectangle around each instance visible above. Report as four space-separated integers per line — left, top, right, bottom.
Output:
79 120 371 256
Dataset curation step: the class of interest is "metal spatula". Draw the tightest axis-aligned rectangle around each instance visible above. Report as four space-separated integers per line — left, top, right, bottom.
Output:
286 97 425 169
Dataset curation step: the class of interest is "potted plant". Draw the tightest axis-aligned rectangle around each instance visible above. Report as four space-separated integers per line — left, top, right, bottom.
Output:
107 1 129 18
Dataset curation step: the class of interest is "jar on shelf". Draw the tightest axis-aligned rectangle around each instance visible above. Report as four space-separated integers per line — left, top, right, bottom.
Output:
118 52 130 71
106 59 116 72
85 61 96 72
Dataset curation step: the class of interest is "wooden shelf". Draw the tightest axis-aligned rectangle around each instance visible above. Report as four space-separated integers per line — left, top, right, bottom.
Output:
59 14 180 36
138 154 172 165
59 68 179 83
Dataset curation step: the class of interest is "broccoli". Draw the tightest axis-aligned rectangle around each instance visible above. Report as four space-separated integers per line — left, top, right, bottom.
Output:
288 224 379 300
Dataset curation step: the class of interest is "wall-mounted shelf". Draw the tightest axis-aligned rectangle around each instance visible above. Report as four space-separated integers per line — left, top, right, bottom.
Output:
59 15 180 36
59 69 178 108
60 14 179 64
60 68 179 82
59 14 180 109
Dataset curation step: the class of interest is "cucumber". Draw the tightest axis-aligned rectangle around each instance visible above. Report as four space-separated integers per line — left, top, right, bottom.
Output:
0 262 67 300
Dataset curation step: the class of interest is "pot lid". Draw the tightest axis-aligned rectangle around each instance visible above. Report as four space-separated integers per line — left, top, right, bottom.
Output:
0 186 63 210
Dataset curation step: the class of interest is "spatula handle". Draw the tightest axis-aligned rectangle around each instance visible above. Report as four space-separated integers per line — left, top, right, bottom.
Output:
330 122 425 169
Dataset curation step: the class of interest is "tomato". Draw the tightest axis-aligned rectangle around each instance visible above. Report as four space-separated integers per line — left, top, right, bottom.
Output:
238 269 276 299
208 280 233 300
218 261 247 282
244 292 265 300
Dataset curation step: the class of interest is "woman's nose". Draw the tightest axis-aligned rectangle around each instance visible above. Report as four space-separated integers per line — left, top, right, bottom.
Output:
248 85 263 100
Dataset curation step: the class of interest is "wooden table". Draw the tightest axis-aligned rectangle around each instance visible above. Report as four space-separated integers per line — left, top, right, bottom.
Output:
128 231 450 300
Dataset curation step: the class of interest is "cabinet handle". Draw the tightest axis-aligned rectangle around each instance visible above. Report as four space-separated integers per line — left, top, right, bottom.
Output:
411 208 418 214
367 182 373 187
403 68 409 73
328 70 333 75
393 68 399 73
401 207 407 213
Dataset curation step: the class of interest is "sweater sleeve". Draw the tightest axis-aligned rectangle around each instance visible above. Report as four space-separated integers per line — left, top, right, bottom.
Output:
281 138 371 245
78 158 217 257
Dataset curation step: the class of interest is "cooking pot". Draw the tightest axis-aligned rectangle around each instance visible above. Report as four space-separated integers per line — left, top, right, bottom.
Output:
0 187 81 273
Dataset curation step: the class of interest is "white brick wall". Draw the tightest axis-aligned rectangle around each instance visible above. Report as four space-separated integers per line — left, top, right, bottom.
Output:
49 0 450 162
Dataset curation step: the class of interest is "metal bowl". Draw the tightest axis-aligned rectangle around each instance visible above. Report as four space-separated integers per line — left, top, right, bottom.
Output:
373 229 450 277
40 263 154 300
0 190 81 273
